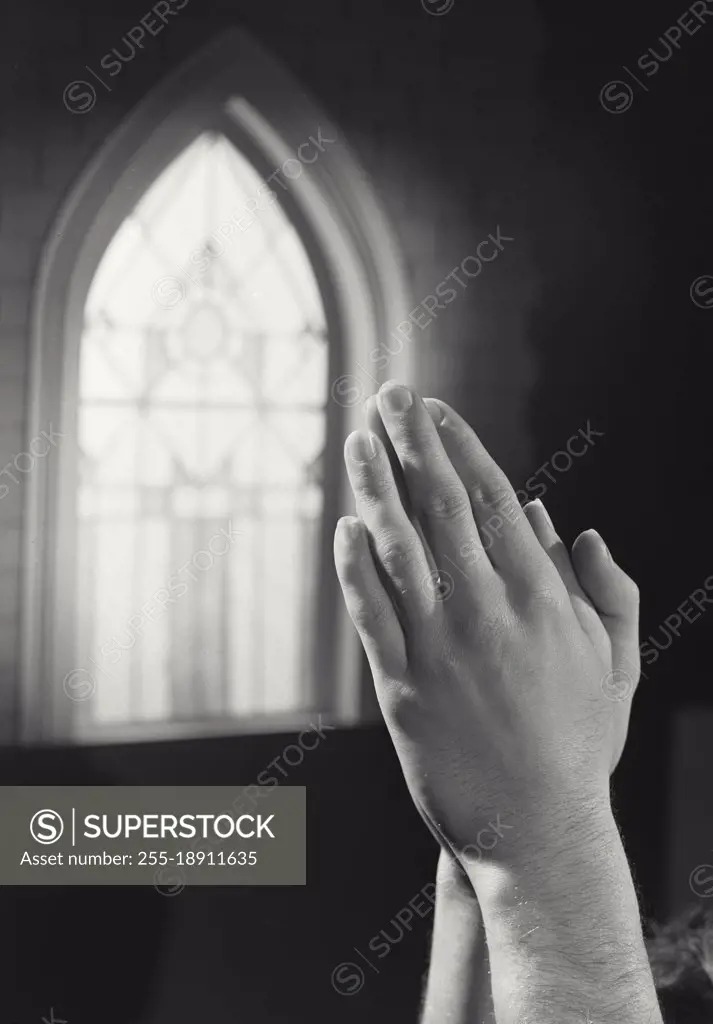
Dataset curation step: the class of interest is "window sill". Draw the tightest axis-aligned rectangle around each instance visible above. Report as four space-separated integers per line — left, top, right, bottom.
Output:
23 710 353 748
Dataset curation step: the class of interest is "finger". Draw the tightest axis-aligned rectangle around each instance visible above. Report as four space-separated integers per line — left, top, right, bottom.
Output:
422 397 549 581
343 429 435 619
334 516 407 679
524 499 607 646
571 530 641 684
375 382 493 584
364 394 414 516
364 395 437 572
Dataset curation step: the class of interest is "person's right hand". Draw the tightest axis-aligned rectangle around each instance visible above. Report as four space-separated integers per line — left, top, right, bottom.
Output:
433 486 641 882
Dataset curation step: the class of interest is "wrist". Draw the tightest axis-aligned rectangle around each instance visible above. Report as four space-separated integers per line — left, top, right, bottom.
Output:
465 794 622 917
471 799 622 928
465 802 660 1023
424 854 493 1024
436 849 479 907
458 784 614 885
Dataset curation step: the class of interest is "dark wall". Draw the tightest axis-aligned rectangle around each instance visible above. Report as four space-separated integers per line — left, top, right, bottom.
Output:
0 725 439 1024
522 0 713 924
1 0 713 1020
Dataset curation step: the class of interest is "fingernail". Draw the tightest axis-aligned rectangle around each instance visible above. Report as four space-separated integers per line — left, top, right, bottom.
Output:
424 398 445 426
531 497 553 528
346 431 377 463
363 395 376 420
380 381 413 414
587 529 610 559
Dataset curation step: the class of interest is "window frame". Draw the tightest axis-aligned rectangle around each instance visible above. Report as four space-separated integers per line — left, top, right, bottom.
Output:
22 29 412 745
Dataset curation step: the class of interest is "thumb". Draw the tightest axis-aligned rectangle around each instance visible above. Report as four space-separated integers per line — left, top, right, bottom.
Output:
571 529 641 684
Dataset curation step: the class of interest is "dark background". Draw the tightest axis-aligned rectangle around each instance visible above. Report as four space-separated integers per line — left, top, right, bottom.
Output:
1 0 713 1020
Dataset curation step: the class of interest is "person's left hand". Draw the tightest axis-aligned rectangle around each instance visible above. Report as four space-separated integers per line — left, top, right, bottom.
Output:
361 392 641 780
334 383 642 860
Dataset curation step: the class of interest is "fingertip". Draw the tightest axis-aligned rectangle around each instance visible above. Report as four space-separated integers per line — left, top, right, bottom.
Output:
589 528 608 555
573 528 610 562
379 378 411 396
525 497 554 530
377 380 414 416
572 529 639 620
334 515 363 547
336 513 360 529
363 393 378 426
344 429 380 464
334 516 369 583
364 394 394 454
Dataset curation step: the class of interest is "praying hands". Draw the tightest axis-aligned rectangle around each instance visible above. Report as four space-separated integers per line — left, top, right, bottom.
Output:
334 382 662 1024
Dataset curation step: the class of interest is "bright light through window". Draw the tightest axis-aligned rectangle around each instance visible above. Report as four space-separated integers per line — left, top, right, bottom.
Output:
75 132 328 727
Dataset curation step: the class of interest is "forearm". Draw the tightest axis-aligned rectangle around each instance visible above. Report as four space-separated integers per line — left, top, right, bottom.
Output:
421 853 495 1024
465 800 662 1024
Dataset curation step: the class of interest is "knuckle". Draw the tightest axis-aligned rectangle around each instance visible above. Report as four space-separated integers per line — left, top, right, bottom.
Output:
394 426 436 462
401 437 453 479
486 483 519 518
468 477 516 514
370 597 394 633
351 593 391 635
377 532 415 579
523 582 568 615
349 464 391 507
425 485 472 523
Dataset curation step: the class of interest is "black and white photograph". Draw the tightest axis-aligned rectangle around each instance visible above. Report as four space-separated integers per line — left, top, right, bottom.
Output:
1 0 712 1020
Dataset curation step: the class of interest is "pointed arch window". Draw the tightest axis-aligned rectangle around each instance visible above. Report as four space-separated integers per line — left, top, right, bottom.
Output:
23 32 411 744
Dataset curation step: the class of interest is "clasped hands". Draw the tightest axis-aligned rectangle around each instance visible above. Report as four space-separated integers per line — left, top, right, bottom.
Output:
334 382 641 877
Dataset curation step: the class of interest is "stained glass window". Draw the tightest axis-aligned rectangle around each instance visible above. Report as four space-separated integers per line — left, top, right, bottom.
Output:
75 131 329 728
